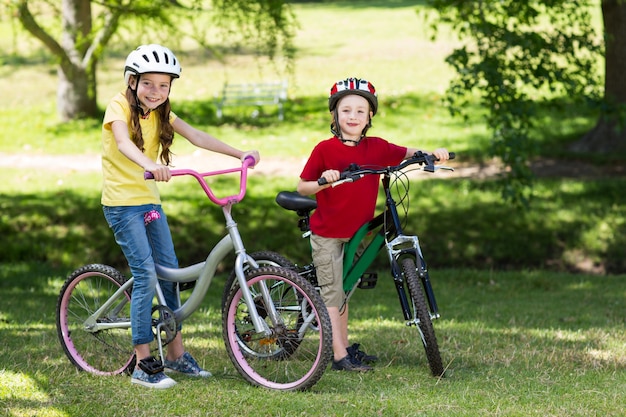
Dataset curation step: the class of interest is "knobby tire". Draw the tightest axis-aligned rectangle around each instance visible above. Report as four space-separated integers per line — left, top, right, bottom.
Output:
401 258 444 377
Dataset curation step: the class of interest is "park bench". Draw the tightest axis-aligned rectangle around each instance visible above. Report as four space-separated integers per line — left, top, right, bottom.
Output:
215 80 288 121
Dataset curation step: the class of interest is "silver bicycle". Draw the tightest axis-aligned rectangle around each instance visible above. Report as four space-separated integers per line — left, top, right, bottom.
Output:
56 157 333 391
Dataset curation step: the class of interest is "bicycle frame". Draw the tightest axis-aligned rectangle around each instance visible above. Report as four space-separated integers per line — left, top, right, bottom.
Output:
86 158 273 338
339 172 439 320
277 152 453 319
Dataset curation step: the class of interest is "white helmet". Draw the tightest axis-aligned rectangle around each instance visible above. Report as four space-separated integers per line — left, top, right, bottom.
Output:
124 44 181 85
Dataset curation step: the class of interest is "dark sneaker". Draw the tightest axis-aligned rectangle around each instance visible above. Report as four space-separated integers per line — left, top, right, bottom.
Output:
331 354 373 372
131 369 177 389
347 343 378 364
164 352 212 377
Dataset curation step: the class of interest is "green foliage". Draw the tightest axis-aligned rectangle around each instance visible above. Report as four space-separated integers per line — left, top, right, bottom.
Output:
208 0 297 63
424 0 604 205
10 0 297 120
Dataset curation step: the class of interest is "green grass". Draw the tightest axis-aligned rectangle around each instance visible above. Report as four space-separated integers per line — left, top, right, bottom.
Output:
1 264 625 416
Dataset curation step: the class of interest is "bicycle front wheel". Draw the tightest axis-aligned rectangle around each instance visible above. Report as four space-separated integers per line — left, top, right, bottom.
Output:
222 250 296 309
56 264 134 376
401 258 444 377
223 265 332 391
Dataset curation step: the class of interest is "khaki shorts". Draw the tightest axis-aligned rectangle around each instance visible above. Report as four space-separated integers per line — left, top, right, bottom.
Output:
310 234 349 308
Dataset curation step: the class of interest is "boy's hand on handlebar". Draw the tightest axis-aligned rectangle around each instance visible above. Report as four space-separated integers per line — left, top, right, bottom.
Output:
430 148 450 163
320 169 341 185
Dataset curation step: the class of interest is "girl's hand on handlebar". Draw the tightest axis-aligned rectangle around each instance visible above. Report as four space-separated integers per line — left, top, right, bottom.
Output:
146 163 171 182
241 150 261 167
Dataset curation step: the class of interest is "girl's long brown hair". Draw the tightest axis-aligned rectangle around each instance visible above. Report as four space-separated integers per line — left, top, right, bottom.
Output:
125 84 175 166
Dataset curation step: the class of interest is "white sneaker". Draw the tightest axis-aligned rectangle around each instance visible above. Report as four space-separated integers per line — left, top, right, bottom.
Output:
131 369 177 389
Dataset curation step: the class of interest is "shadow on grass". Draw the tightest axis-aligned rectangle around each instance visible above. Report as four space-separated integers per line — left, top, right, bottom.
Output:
344 268 626 377
2 174 626 285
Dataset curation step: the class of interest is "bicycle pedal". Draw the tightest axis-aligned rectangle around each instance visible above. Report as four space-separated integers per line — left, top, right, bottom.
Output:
138 357 164 375
357 272 378 289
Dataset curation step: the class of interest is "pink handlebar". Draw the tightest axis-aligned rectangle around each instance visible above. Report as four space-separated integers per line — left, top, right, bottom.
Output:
144 156 256 206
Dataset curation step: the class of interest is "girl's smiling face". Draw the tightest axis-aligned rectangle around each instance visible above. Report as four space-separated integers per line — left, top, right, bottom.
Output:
335 94 373 141
130 73 172 112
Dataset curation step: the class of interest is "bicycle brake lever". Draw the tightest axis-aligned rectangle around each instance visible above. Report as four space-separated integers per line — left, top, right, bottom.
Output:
424 164 455 173
331 177 355 187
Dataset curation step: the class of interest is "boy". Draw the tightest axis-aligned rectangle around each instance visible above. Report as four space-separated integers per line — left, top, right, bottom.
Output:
297 77 449 371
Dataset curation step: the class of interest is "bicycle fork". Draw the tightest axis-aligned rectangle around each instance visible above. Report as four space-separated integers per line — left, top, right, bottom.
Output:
386 234 440 322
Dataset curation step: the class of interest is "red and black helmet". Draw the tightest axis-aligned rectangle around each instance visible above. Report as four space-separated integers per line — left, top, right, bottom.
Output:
328 77 378 115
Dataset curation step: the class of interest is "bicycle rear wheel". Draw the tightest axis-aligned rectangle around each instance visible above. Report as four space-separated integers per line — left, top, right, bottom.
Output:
223 265 332 391
56 264 134 376
401 258 444 377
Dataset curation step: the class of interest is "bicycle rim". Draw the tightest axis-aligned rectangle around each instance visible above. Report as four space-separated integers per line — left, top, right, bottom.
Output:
223 266 332 391
401 258 445 377
56 264 134 376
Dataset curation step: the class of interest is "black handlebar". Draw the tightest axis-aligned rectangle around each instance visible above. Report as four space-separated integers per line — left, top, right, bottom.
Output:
317 151 456 186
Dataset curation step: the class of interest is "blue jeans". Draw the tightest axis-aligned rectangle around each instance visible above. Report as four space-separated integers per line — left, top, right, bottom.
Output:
103 204 180 346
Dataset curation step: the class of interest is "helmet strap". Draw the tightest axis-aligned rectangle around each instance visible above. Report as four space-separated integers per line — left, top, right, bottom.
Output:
129 74 149 118
340 137 361 146
331 108 371 146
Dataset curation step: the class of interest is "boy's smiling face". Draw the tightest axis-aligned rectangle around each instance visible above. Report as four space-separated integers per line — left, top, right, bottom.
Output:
335 94 373 141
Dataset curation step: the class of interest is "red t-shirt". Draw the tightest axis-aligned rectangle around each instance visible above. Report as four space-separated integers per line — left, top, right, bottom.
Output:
300 136 407 238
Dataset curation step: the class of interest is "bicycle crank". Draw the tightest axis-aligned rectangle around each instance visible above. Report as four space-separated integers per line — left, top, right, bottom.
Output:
152 305 178 346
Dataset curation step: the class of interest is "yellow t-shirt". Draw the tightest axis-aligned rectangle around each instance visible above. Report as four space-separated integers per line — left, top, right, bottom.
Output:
101 92 176 206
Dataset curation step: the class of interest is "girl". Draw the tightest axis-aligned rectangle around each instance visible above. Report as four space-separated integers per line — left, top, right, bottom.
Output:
102 44 260 389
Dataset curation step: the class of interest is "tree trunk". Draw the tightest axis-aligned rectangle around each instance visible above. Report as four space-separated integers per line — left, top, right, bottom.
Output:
17 0 100 121
57 0 98 121
57 60 98 121
571 0 626 153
